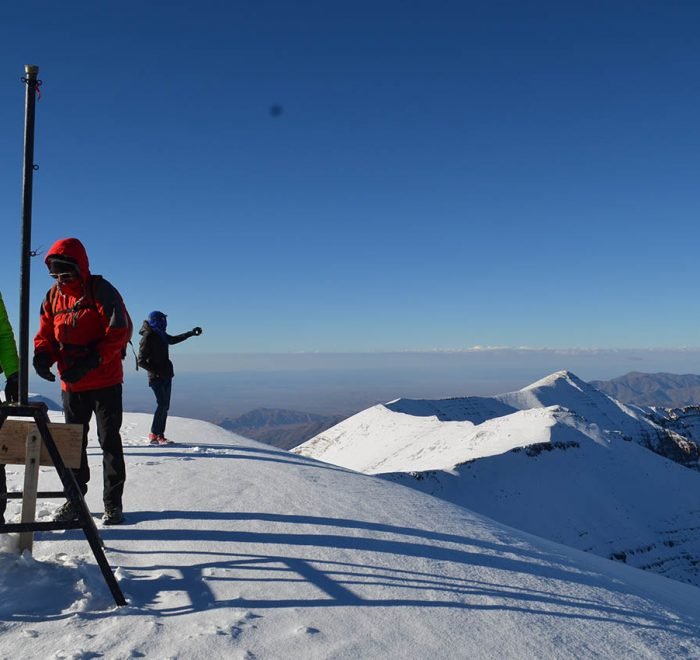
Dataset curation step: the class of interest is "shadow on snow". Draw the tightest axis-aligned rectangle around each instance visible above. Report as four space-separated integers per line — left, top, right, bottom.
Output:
3 510 699 641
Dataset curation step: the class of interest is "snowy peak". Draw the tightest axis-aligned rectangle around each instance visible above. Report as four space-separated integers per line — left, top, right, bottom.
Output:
297 370 694 473
493 369 682 455
382 371 602 426
498 369 621 413
523 369 585 390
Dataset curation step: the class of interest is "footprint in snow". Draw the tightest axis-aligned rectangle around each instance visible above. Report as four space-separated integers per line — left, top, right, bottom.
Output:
122 438 147 447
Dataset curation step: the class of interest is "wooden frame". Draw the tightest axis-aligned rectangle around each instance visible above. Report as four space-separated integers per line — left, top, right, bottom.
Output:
0 404 126 606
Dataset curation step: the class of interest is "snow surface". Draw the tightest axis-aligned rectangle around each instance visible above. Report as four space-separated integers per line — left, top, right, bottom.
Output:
2 412 700 658
294 371 700 588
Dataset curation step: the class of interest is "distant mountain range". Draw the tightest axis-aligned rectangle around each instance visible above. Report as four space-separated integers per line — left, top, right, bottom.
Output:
591 371 700 406
218 407 344 449
294 370 700 587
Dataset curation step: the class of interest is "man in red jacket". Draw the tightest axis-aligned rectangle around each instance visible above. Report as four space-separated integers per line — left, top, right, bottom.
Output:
33 238 131 525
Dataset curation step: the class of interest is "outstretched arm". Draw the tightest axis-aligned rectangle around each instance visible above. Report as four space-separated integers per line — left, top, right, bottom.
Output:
167 326 202 345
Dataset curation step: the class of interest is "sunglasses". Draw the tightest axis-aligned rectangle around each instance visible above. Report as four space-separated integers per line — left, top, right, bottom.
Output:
50 272 77 282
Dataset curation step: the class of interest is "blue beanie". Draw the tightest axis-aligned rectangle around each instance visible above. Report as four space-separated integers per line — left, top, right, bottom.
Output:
147 311 167 340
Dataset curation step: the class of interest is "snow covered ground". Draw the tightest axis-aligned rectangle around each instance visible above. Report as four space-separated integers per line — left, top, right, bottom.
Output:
295 371 700 587
1 412 700 658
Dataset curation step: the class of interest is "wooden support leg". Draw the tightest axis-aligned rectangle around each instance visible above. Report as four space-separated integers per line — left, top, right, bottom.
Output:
19 430 40 553
0 404 126 606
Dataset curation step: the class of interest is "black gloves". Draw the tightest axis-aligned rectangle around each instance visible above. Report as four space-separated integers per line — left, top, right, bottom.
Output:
4 372 18 403
192 327 202 336
33 350 101 384
61 351 101 384
33 352 56 382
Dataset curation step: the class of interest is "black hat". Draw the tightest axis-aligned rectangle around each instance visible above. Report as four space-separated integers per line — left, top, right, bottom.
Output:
48 256 80 274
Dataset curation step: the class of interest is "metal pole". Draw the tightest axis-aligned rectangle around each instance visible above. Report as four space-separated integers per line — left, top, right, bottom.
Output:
19 65 40 405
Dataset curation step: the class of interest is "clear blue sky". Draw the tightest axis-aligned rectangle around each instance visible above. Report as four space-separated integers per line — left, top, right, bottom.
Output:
2 1 700 354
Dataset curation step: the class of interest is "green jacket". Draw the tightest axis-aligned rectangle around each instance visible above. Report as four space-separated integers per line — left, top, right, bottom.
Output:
0 292 19 377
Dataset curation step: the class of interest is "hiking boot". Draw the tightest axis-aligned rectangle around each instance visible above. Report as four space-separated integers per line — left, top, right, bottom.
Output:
149 433 172 445
53 501 79 522
102 506 125 525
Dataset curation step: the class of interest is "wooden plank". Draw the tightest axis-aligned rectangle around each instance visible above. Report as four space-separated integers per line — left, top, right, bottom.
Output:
0 420 83 468
19 431 41 553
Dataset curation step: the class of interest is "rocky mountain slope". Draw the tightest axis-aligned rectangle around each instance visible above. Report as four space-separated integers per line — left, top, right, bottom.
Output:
591 371 700 407
219 407 343 449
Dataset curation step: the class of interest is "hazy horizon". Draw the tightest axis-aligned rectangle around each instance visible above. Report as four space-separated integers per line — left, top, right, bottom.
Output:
27 348 700 423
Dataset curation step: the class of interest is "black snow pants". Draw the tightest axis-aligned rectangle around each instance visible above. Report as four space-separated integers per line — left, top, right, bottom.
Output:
62 383 126 510
0 464 6 523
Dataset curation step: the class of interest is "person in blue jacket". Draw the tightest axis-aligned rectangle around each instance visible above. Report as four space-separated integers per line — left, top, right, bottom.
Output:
137 311 202 445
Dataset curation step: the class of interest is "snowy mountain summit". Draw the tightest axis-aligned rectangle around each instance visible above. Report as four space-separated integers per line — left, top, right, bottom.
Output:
294 371 700 587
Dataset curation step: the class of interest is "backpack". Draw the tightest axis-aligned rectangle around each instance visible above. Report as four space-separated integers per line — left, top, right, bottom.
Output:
48 274 137 367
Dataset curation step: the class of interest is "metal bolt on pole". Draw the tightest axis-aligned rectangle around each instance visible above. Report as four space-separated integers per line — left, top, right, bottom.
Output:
19 64 40 405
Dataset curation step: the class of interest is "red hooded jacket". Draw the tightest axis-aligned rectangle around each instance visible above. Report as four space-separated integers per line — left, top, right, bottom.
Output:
34 238 131 392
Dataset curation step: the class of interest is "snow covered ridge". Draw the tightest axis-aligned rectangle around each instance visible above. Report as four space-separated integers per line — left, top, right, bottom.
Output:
294 370 700 587
4 413 700 657
496 370 700 469
294 370 700 473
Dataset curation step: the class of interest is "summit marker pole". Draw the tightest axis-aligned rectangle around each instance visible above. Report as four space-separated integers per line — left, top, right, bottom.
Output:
7 69 127 605
19 64 40 405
